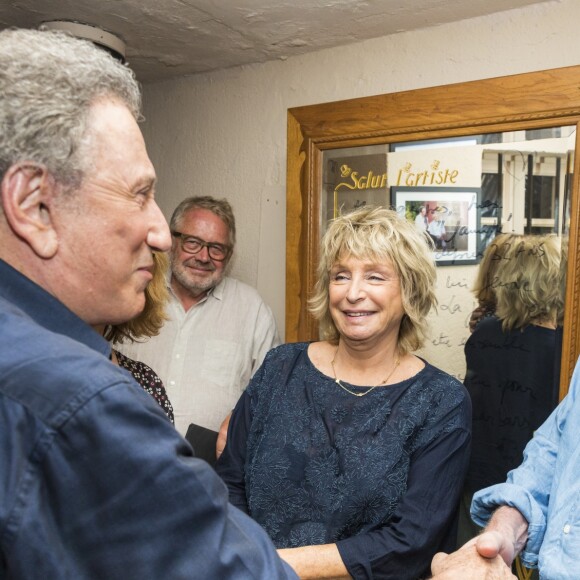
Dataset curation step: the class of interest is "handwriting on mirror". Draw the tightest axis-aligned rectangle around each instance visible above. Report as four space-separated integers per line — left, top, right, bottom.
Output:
429 237 554 383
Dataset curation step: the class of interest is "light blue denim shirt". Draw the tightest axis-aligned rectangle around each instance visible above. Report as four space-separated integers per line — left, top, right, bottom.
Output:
471 357 580 579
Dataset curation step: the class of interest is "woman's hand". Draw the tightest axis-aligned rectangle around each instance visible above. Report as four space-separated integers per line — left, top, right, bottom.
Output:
431 540 516 579
277 544 351 579
468 305 488 333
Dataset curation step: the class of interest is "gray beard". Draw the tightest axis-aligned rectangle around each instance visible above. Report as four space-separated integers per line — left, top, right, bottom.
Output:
170 257 225 298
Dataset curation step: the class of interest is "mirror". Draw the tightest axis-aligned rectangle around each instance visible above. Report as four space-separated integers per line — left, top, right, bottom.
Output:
286 65 580 398
316 127 574 382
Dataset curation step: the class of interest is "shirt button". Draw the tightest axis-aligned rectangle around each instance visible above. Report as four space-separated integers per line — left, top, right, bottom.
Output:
563 524 571 534
175 354 181 359
170 381 176 386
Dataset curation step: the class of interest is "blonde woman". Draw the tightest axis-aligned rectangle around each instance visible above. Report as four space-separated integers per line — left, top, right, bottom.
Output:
217 206 471 579
464 234 562 498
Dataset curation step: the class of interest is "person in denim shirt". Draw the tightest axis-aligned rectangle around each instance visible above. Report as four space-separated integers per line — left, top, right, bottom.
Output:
0 28 295 579
431 358 580 579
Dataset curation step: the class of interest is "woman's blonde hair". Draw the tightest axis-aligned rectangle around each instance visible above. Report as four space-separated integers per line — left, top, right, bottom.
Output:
558 235 569 326
105 252 170 343
309 205 437 355
494 234 562 331
472 232 521 308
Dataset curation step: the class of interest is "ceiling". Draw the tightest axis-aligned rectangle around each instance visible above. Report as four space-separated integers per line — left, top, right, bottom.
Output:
1 0 550 83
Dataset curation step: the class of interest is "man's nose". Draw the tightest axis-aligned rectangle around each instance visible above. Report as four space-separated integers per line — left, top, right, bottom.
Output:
147 201 171 252
196 244 211 262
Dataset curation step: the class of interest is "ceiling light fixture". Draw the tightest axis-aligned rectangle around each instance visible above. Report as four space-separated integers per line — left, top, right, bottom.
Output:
40 21 126 62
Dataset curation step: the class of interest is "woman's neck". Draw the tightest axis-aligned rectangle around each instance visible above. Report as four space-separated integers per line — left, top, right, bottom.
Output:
330 339 402 387
334 338 399 371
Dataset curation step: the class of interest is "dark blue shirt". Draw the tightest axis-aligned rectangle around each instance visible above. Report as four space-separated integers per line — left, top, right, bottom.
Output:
464 316 560 493
217 343 471 580
0 259 296 579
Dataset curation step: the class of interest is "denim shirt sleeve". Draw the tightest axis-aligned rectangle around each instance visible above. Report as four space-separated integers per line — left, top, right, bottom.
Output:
471 360 580 568
2 374 297 579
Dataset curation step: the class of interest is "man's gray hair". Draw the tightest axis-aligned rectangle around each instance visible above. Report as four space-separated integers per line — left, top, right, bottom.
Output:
170 196 237 248
0 28 141 188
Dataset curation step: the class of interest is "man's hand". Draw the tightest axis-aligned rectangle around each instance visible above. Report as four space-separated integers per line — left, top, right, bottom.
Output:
431 506 528 579
431 538 516 579
475 530 517 565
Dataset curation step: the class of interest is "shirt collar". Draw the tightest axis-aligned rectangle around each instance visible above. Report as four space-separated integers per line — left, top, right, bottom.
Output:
211 277 226 300
0 259 110 358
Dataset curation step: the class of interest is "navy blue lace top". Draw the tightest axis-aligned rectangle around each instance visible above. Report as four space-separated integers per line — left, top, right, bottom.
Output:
216 343 471 580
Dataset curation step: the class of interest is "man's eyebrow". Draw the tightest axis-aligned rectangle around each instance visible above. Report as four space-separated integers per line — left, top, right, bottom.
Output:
135 176 157 191
184 235 227 247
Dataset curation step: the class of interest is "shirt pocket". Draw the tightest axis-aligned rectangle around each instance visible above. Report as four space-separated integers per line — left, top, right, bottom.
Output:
201 339 241 394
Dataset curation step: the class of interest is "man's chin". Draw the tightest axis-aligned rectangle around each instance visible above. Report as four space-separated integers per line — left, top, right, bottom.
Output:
120 293 147 323
185 274 223 294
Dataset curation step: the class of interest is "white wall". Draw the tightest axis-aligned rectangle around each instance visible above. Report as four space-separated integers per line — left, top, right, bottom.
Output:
141 0 578 347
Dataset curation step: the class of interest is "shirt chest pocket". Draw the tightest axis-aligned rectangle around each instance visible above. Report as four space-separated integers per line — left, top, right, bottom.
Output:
200 339 242 394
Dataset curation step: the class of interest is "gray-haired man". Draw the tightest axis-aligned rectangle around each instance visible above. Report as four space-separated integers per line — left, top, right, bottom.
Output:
0 28 294 579
119 195 280 440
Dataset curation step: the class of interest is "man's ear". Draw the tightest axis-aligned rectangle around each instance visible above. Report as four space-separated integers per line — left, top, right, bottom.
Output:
1 162 59 258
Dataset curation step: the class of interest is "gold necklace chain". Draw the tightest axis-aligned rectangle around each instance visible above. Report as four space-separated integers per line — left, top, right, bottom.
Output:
330 348 401 397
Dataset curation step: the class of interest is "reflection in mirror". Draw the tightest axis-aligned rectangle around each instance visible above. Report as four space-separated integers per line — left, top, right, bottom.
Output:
458 232 563 547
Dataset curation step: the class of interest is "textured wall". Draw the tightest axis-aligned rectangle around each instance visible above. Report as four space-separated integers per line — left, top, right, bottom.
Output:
141 0 578 378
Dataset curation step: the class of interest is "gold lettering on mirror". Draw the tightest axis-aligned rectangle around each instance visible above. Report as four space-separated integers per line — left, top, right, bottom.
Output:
335 166 388 191
286 65 580 400
395 161 459 187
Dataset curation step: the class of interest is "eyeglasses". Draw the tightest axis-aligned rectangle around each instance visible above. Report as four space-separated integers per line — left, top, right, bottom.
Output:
171 231 231 261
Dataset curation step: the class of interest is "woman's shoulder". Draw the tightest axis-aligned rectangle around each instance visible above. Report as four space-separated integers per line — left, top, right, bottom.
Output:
417 358 462 384
115 349 157 374
416 360 470 409
466 315 503 343
263 341 310 363
114 349 134 370
248 342 310 388
407 361 471 445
